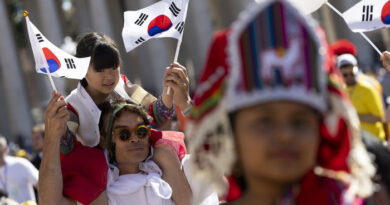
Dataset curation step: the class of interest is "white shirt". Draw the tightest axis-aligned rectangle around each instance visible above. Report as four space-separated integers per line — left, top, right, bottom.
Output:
0 156 38 203
107 160 174 205
66 78 135 147
106 154 219 205
66 82 102 147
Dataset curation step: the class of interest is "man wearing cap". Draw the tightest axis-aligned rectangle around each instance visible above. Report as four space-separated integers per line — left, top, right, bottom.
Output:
338 54 386 141
0 135 38 203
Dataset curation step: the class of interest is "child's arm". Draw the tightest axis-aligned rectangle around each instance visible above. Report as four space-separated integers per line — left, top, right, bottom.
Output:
120 74 175 125
59 104 79 155
122 63 193 127
152 145 192 205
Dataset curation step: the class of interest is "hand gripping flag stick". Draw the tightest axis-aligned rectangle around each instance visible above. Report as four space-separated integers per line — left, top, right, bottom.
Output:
23 11 57 91
326 2 382 56
166 38 183 95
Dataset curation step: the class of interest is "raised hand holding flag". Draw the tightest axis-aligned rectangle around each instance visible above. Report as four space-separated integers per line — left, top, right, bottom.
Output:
24 11 90 91
342 0 390 32
122 0 189 52
122 0 190 95
325 2 383 56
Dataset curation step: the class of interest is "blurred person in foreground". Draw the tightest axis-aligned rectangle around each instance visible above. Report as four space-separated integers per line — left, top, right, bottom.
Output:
337 54 386 141
0 136 38 203
39 94 218 204
185 1 375 204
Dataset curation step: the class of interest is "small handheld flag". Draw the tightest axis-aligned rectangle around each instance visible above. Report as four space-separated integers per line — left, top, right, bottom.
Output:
342 0 390 32
122 0 189 52
326 3 382 56
24 12 90 82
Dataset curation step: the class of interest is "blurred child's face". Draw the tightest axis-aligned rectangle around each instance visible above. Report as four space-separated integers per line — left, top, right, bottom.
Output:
85 65 120 95
234 101 320 184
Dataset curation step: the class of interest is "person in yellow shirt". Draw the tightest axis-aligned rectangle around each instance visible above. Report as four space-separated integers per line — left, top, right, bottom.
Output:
338 54 386 141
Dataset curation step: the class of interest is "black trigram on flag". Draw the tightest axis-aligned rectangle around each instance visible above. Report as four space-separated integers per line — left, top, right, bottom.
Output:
362 5 373 21
169 2 181 17
175 21 184 34
135 37 146 45
36 34 44 43
134 13 149 26
64 58 76 69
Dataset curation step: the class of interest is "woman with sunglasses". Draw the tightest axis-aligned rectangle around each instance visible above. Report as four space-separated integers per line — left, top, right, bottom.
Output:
98 99 179 205
40 93 217 204
186 1 375 205
54 33 192 204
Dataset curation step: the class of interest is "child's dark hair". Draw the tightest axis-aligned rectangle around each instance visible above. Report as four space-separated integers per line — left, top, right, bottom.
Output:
98 99 150 164
76 32 121 87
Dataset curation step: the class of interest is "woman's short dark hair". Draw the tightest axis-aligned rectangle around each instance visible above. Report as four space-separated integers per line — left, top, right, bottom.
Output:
76 32 121 87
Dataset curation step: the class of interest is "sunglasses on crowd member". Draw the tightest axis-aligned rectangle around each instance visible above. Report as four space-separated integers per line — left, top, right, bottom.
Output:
341 72 355 78
113 125 151 141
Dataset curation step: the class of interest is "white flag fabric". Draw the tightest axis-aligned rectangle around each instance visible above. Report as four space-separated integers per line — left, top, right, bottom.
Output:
122 0 189 52
342 0 390 32
25 16 90 79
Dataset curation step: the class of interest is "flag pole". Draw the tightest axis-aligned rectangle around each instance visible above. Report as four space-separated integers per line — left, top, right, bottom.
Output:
166 39 182 95
167 1 189 95
23 11 57 92
43 65 58 92
326 2 382 56
173 39 182 63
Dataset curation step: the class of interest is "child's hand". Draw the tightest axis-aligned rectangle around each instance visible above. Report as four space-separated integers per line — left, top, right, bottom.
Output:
44 91 69 143
162 63 191 110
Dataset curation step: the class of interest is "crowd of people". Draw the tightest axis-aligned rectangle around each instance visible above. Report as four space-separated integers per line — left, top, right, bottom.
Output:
2 0 390 204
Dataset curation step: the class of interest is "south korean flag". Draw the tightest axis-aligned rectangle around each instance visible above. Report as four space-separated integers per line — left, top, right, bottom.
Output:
122 0 189 52
342 0 390 32
25 16 90 79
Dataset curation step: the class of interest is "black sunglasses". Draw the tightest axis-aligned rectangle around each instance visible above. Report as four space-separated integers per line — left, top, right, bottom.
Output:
113 125 150 141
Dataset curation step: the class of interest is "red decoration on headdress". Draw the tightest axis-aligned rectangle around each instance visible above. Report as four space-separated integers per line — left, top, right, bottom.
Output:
226 175 242 202
331 39 357 56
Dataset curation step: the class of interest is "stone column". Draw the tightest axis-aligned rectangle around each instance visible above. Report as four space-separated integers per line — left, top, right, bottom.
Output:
87 0 114 38
74 0 92 34
36 0 67 94
207 0 254 30
181 0 213 80
0 0 32 139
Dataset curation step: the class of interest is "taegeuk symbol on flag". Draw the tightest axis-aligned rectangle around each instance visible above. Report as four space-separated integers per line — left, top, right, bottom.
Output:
342 0 390 32
122 0 189 52
25 15 90 79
